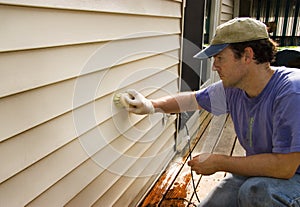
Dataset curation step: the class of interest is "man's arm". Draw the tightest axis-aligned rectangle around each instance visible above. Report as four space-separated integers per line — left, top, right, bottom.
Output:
188 152 300 179
123 89 201 114
152 91 201 113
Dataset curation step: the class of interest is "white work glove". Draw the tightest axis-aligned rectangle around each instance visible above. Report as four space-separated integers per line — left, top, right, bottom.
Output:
123 89 155 115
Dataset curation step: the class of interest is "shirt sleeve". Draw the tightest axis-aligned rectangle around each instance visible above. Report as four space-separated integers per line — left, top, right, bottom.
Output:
195 81 229 115
272 93 300 153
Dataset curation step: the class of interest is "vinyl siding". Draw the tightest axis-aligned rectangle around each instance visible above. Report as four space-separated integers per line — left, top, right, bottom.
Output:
0 1 181 206
220 0 234 24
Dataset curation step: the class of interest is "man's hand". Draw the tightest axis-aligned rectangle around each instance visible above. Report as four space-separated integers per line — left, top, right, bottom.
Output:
187 153 219 175
123 89 155 115
188 152 300 179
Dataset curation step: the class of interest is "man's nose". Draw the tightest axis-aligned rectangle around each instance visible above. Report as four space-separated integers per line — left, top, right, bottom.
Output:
212 60 219 71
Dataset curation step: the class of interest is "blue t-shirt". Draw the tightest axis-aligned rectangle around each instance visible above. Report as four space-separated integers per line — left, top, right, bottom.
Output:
195 67 300 173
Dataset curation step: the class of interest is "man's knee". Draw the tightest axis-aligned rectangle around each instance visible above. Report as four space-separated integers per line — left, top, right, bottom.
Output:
238 178 272 207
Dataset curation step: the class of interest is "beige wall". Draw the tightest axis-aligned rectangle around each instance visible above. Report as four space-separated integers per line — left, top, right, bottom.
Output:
0 1 182 206
220 0 234 24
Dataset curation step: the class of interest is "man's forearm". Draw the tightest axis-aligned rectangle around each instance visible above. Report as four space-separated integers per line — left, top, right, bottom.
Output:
216 152 300 179
151 92 201 113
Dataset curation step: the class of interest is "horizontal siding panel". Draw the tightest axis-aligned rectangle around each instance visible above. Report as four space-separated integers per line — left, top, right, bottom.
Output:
221 0 233 24
0 112 175 207
26 158 102 207
90 80 178 159
65 124 176 207
115 137 175 207
0 0 181 18
0 50 179 142
95 130 176 206
220 13 233 23
0 4 180 52
0 78 74 141
26 114 176 207
85 115 167 171
0 139 89 207
0 73 178 184
0 35 180 98
0 1 182 206
74 64 179 135
0 111 77 184
221 4 233 14
222 0 233 7
91 52 180 106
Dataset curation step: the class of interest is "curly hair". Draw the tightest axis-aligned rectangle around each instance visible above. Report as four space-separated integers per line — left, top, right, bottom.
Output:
229 39 277 64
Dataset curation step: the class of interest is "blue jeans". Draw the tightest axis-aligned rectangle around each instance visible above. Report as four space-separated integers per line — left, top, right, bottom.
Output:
198 173 300 207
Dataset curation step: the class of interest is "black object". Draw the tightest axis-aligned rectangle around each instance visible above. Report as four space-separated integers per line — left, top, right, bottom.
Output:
272 50 300 69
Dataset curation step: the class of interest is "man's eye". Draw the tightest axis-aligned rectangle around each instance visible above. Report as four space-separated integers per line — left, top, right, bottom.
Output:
212 56 222 62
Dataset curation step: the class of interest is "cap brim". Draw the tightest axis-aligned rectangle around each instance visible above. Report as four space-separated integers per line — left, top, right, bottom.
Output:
193 44 229 59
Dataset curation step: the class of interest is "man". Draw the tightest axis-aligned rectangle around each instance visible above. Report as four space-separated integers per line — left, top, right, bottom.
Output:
122 18 300 206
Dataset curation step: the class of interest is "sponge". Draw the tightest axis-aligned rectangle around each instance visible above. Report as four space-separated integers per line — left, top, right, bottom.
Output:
113 92 130 108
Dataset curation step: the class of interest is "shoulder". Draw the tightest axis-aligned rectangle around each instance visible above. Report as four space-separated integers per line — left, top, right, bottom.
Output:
268 67 300 111
272 67 300 96
273 67 300 80
196 80 244 98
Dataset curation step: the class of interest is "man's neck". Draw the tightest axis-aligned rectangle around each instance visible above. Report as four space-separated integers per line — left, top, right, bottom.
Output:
242 63 274 98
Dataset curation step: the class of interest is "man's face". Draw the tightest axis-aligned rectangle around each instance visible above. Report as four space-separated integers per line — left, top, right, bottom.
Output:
212 47 247 88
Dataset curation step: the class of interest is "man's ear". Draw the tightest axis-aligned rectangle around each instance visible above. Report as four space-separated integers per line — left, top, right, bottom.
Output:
243 47 254 63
